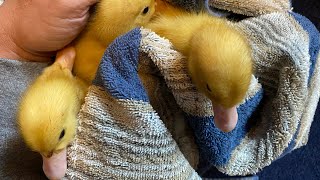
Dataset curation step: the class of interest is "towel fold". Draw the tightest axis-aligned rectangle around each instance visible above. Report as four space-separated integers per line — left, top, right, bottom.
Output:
65 4 320 179
65 28 201 179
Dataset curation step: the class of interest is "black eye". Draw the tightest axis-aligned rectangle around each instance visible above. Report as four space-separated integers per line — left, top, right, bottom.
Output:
142 7 149 14
59 129 65 140
206 84 212 92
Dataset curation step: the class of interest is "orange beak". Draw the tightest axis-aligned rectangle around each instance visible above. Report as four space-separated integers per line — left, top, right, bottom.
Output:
212 104 238 132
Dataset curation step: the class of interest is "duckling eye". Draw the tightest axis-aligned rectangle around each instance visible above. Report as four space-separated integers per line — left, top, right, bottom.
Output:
59 129 65 140
206 84 212 92
142 6 149 14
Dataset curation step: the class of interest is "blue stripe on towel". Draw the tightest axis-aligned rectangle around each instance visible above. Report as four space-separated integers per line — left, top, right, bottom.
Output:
186 90 263 166
290 12 320 83
93 28 149 102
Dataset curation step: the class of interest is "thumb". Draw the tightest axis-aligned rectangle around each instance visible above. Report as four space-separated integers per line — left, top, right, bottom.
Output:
55 46 76 71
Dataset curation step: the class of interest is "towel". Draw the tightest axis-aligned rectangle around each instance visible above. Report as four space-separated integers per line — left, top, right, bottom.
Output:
206 0 290 16
164 0 290 17
64 3 320 180
65 28 201 179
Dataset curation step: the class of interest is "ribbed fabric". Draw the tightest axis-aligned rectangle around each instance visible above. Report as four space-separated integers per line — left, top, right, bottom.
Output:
139 10 319 176
64 10 319 177
171 0 290 18
205 0 291 16
1 0 319 179
139 29 263 168
215 12 320 175
142 8 318 175
65 29 201 179
65 86 200 179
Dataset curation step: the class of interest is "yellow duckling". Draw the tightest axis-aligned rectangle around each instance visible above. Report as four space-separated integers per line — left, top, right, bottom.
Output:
73 0 156 83
18 47 87 179
18 47 86 158
146 2 253 132
17 1 157 179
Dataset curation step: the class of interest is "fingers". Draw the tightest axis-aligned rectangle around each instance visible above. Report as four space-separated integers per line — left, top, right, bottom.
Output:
212 104 238 132
55 46 76 71
42 148 67 180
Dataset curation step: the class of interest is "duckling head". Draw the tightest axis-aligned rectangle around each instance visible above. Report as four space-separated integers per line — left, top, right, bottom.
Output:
18 64 80 158
90 0 156 44
188 24 253 132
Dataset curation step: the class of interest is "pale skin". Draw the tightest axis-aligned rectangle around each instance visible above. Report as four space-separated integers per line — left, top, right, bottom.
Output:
0 0 98 61
0 0 97 179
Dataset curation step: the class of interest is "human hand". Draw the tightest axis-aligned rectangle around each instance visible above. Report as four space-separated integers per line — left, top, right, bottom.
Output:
0 0 98 61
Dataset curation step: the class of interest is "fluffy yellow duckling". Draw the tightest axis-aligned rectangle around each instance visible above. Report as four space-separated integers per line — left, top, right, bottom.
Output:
73 0 156 83
146 3 253 132
18 1 156 178
19 0 156 155
18 47 87 179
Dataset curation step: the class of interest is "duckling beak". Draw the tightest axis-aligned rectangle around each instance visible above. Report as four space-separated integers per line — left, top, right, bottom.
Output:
212 104 238 132
42 148 67 180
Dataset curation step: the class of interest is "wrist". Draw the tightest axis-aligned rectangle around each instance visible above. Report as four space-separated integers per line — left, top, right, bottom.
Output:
0 1 52 62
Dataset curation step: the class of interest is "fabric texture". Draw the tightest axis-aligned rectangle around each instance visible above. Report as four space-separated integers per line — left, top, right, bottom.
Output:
166 0 320 177
0 58 48 179
65 28 201 179
206 0 291 16
64 7 320 177
1 0 318 179
256 0 320 178
258 101 320 180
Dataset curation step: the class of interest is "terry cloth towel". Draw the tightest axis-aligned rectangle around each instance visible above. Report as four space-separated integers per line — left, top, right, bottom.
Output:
65 28 201 179
163 0 290 17
65 12 320 179
205 0 291 17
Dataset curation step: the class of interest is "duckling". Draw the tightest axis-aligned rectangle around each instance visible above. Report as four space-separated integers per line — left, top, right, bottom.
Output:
73 0 156 83
146 7 253 132
19 0 156 154
18 1 156 178
18 47 87 179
